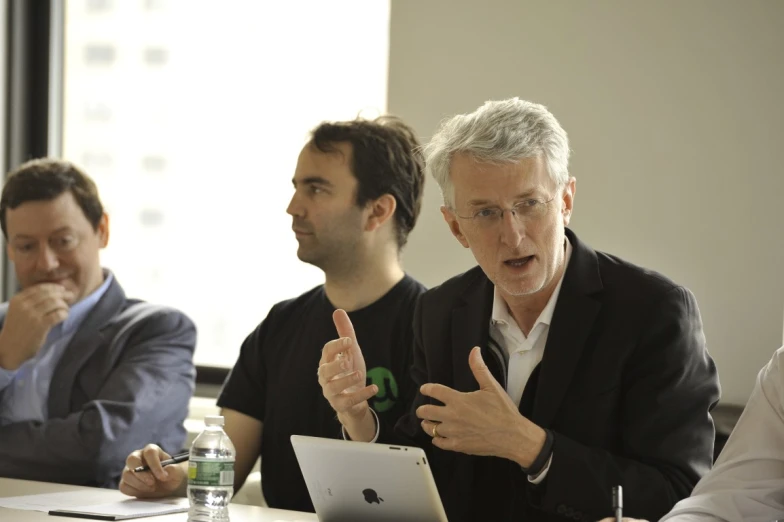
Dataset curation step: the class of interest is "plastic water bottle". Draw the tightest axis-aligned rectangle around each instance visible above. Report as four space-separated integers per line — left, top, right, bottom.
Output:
187 415 236 521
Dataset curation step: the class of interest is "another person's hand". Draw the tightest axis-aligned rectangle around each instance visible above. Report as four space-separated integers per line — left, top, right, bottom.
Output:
119 444 187 498
0 284 73 370
417 346 547 467
318 309 378 441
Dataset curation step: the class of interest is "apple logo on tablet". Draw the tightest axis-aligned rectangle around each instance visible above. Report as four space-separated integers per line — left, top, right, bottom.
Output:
362 488 384 504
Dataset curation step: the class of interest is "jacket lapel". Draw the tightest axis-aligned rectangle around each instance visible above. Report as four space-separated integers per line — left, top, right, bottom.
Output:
445 269 495 516
450 270 495 393
47 277 126 418
532 229 603 428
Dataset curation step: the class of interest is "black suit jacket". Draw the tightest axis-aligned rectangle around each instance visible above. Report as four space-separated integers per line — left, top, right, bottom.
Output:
396 229 720 522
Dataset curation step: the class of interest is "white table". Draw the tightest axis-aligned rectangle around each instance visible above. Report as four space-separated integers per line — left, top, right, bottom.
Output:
0 478 318 521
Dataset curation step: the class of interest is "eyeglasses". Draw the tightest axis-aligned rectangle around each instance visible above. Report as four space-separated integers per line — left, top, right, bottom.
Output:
454 195 558 228
11 235 81 259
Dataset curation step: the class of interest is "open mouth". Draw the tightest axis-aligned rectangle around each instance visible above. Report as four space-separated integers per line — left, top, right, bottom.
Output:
504 256 534 268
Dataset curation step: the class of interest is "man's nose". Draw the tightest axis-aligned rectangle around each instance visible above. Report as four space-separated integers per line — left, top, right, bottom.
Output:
35 245 60 272
286 192 305 217
499 210 526 247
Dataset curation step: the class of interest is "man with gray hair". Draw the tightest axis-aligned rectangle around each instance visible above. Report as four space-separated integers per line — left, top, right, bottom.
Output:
319 98 720 521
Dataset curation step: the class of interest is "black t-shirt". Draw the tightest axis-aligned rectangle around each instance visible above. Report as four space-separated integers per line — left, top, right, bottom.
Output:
217 275 425 512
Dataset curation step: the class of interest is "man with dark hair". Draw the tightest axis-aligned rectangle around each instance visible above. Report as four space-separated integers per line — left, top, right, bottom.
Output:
0 158 196 488
121 116 427 513
310 116 424 248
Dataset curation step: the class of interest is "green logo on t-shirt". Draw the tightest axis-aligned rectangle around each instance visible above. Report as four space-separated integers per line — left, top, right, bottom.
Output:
367 367 398 413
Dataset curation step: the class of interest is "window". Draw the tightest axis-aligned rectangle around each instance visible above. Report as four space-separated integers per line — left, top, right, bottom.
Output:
86 0 114 13
62 0 391 367
83 44 115 65
142 46 168 66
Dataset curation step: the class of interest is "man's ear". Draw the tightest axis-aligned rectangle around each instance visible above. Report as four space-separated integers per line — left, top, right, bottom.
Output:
441 206 470 249
365 194 396 232
561 177 576 226
97 213 109 248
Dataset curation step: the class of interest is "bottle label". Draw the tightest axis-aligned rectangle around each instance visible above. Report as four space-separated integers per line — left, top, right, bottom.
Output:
188 459 235 487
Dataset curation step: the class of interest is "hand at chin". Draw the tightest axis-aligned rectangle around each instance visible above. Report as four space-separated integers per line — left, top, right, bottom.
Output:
61 283 79 305
39 278 77 305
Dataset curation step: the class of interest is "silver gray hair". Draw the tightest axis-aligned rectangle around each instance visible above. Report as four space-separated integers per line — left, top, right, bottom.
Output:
424 97 570 207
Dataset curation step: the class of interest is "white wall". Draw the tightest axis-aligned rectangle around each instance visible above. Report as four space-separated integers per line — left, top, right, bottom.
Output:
392 0 784 406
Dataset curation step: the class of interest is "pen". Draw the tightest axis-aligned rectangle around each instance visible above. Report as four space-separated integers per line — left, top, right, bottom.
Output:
132 452 189 473
612 485 623 522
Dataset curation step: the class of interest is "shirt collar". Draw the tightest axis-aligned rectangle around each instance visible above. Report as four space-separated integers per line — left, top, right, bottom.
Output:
59 269 113 335
491 237 573 329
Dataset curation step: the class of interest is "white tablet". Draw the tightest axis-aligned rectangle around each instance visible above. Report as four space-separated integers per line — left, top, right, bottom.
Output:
291 434 448 522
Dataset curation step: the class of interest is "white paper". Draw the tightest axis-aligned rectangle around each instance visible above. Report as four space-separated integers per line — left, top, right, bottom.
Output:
0 490 188 518
53 498 189 518
0 490 124 512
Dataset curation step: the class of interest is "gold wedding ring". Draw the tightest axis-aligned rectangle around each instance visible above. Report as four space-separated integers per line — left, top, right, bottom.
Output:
432 424 440 438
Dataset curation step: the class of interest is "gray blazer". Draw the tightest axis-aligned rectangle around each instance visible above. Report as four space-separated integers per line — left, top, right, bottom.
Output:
0 276 196 488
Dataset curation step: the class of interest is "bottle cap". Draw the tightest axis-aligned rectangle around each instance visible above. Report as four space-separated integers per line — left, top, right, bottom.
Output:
204 415 225 427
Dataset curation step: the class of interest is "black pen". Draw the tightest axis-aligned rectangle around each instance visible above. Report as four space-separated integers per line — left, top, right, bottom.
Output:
132 452 189 473
612 485 623 522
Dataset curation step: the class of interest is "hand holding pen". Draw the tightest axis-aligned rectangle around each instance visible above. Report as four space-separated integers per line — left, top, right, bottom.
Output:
119 444 190 499
132 451 189 473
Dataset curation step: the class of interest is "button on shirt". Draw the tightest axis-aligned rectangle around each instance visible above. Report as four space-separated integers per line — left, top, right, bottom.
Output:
0 272 113 425
488 239 572 482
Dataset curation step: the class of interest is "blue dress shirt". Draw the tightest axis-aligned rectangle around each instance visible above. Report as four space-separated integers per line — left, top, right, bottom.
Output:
0 272 113 425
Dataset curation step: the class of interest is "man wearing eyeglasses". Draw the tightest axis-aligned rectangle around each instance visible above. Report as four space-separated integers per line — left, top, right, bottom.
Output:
0 158 196 488
320 98 720 522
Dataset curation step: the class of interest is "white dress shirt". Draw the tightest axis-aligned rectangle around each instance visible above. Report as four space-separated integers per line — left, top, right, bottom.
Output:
488 238 572 483
661 345 784 522
355 240 573 470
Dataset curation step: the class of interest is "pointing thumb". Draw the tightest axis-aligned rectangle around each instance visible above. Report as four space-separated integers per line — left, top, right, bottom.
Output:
469 346 498 390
